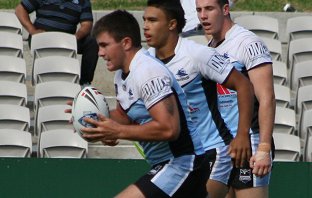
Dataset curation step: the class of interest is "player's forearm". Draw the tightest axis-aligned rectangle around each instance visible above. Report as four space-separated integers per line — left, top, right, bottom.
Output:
258 96 276 145
117 120 179 142
236 81 254 136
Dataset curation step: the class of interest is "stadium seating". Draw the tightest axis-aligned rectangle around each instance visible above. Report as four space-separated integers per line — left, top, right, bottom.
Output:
274 84 291 108
0 104 30 131
30 32 77 59
0 56 26 83
0 129 32 157
33 56 80 85
0 81 27 106
36 105 72 135
291 60 312 91
288 38 312 78
273 133 301 162
262 37 283 61
300 109 312 154
274 106 296 135
305 133 312 162
0 32 23 57
0 11 22 35
38 129 88 158
234 15 279 39
272 61 288 86
33 81 81 113
286 16 312 43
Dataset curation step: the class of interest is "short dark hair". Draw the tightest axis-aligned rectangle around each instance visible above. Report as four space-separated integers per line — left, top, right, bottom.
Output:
92 10 141 48
217 0 230 8
147 0 185 33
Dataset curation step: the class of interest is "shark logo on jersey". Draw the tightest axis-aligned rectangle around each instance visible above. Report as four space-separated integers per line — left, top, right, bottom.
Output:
239 169 252 184
142 76 171 103
246 41 271 61
176 68 189 81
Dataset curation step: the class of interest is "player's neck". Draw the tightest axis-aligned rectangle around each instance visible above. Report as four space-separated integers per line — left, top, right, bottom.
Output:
122 47 141 74
211 19 234 47
155 34 178 60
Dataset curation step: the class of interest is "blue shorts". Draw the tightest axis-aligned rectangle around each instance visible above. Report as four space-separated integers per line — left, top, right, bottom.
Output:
135 154 209 198
207 133 273 189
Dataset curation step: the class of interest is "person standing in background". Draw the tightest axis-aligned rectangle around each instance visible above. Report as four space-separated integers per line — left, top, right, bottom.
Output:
196 0 275 197
15 0 99 86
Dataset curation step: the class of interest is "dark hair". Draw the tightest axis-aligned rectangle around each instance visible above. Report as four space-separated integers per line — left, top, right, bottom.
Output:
217 0 230 8
147 0 185 33
92 10 141 48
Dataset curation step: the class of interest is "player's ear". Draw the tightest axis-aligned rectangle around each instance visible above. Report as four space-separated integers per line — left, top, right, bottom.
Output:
168 19 177 31
223 3 230 15
122 37 132 50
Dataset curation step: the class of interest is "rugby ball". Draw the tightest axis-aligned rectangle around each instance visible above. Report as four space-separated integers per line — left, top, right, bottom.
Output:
72 86 109 140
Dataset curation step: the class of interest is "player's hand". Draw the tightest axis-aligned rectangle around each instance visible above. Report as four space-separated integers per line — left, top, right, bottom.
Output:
81 113 121 141
101 139 119 146
228 133 251 168
250 143 271 177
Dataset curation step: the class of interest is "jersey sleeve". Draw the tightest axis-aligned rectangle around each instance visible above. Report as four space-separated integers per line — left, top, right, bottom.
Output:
241 36 272 70
138 64 173 109
192 44 234 84
21 0 41 13
80 0 94 22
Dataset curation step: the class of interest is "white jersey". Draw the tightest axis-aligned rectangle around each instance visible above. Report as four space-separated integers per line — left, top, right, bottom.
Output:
148 37 235 150
181 0 200 32
209 24 272 135
114 48 205 166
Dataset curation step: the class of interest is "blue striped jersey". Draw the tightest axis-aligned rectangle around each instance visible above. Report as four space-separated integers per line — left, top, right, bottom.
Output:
21 0 93 34
114 48 205 166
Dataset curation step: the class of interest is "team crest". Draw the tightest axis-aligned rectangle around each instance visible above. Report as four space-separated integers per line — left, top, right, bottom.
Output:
239 169 252 183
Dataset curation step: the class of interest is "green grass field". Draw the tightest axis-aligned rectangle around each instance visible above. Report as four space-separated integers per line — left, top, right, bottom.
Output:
1 0 311 11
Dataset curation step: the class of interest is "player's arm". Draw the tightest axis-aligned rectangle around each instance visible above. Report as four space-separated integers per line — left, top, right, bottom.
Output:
81 94 180 142
248 63 275 177
109 103 133 125
75 20 93 40
15 4 44 35
222 68 254 168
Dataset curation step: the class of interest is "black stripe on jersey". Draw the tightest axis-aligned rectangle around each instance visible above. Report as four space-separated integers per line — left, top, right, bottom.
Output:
202 78 233 145
169 89 195 157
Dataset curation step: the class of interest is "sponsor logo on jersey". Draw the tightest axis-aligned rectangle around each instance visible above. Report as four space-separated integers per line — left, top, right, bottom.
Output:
176 68 189 81
207 53 229 74
239 169 252 183
246 41 270 61
217 84 236 95
142 76 171 103
148 164 163 175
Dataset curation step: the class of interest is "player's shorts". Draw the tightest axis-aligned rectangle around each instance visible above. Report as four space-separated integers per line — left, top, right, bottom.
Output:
134 154 209 198
207 133 274 189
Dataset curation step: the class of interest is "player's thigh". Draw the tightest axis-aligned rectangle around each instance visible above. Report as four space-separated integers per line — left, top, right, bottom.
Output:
207 179 229 198
234 186 268 198
115 184 145 198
